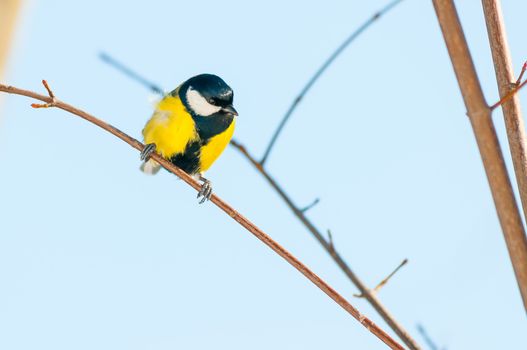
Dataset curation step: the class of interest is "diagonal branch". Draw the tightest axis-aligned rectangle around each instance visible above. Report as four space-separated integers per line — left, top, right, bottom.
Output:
231 139 421 350
259 0 405 165
416 324 443 350
482 0 527 223
100 52 164 95
0 81 405 350
432 0 527 312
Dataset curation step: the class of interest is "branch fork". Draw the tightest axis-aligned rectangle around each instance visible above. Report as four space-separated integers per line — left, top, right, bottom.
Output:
30 80 56 108
490 60 527 111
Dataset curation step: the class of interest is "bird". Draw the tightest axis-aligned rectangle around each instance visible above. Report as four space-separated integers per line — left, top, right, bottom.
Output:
139 74 238 203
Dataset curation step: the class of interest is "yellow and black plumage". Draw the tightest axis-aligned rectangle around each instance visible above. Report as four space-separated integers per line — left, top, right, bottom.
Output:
140 74 238 202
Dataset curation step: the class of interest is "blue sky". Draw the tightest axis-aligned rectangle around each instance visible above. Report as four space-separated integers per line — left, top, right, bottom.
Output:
1 1 527 349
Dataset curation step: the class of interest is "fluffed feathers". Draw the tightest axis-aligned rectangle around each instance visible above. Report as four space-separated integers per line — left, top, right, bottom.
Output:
140 159 161 175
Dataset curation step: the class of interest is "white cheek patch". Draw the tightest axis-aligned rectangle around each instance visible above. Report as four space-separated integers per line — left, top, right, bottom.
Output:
186 87 222 116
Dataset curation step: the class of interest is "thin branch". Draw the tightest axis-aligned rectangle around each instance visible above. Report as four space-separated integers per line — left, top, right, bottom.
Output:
374 258 408 292
516 61 527 86
259 0 405 166
354 259 408 298
0 81 405 350
231 139 422 350
432 0 527 311
30 80 56 108
99 52 165 95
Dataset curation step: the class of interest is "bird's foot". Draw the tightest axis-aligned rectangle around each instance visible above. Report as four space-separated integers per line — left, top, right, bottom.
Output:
140 143 157 161
197 175 213 204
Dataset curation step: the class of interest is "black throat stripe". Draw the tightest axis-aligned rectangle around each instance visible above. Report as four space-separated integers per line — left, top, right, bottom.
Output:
193 113 234 141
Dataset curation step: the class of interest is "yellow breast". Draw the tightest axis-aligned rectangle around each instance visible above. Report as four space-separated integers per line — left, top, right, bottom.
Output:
199 118 236 173
142 95 198 159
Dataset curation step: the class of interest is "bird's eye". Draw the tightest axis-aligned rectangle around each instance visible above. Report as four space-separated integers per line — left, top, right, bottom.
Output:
208 98 215 105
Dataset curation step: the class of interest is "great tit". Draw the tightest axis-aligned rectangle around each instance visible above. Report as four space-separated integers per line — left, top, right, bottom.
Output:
140 74 238 203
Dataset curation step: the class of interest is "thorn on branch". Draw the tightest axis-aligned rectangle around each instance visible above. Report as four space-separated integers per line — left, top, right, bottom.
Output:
31 80 56 108
301 198 320 213
354 259 408 298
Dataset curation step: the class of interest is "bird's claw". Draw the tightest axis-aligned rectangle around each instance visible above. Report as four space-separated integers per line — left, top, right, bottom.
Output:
197 178 213 204
141 143 156 161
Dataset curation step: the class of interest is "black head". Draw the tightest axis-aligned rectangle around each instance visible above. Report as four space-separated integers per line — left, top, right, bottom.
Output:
178 74 237 117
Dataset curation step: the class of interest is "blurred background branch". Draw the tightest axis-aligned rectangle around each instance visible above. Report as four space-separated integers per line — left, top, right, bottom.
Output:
0 0 22 113
416 324 445 350
100 53 165 95
0 0 21 81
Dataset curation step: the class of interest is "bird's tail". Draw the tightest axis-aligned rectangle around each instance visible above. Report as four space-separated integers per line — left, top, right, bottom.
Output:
140 159 161 175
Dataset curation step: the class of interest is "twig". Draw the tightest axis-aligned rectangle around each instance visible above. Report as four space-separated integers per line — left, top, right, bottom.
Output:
231 139 422 350
374 259 408 292
30 80 55 108
300 198 320 213
516 61 527 86
432 0 527 311
0 81 405 350
354 259 408 298
259 0 405 166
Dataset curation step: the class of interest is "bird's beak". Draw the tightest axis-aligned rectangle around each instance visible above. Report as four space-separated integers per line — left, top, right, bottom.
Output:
221 105 238 116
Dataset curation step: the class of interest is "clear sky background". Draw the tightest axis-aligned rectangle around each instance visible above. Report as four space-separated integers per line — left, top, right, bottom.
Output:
1 1 527 349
